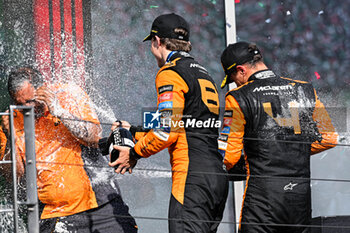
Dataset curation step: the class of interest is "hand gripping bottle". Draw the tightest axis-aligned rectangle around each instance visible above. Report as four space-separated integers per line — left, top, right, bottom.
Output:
98 127 135 169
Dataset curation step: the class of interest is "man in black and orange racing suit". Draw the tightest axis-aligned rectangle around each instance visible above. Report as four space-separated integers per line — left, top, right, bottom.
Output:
218 42 338 233
111 13 228 233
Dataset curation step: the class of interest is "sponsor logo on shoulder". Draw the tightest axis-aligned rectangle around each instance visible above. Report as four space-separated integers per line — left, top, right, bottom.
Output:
158 101 173 111
179 51 191 57
223 118 232 126
254 70 276 79
284 182 298 191
224 110 233 117
160 110 173 118
218 134 228 142
221 126 231 135
253 85 293 92
158 85 173 94
218 140 228 150
190 63 208 72
159 92 173 102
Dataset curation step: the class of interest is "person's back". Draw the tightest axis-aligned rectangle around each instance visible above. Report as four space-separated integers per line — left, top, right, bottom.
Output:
229 72 319 178
227 70 318 231
112 13 229 233
161 51 223 172
219 41 338 233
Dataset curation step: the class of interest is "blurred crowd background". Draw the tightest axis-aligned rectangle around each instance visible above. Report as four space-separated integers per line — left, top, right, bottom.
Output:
237 0 350 89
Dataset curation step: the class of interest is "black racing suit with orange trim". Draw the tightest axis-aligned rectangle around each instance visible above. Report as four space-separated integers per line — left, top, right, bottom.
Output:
130 51 228 233
218 69 338 233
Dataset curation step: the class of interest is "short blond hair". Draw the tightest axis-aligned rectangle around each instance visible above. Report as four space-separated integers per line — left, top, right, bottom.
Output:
160 28 192 52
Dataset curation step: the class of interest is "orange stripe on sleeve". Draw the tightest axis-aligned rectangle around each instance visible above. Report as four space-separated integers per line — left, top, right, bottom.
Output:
135 132 147 141
0 127 7 160
134 69 189 157
222 94 246 170
311 90 338 155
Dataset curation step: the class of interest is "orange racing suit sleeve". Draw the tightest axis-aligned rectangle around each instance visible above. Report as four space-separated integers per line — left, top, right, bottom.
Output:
311 90 338 154
0 127 7 160
218 94 246 171
1 113 26 178
49 83 102 147
135 132 147 141
133 69 189 158
128 125 148 141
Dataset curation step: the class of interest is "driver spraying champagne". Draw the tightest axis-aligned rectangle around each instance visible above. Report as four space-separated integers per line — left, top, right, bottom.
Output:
109 13 229 233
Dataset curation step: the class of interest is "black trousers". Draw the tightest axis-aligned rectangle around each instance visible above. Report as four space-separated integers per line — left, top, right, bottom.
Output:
239 179 311 233
168 173 229 233
40 196 137 233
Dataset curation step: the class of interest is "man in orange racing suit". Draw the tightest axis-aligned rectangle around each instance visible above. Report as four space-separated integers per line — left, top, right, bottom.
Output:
0 67 137 232
111 13 228 233
218 42 338 233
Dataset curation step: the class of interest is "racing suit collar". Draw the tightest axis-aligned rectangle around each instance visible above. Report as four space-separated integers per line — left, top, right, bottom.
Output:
167 51 193 62
248 69 277 81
